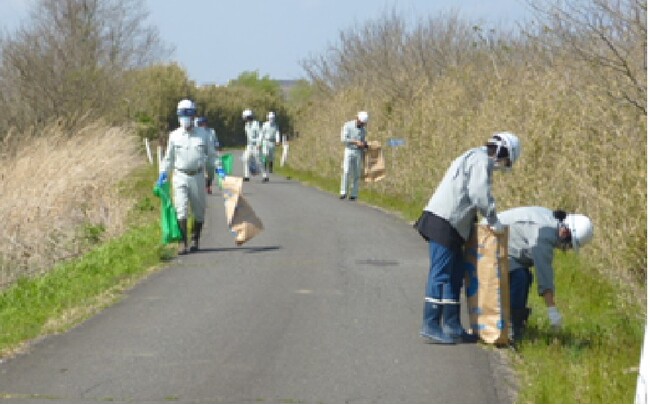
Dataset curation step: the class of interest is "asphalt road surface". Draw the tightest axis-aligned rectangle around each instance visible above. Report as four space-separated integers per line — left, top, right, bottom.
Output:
0 151 514 403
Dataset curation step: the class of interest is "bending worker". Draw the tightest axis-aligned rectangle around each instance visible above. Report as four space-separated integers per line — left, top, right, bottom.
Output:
157 99 221 255
415 132 521 344
340 111 369 201
490 206 594 342
242 109 261 182
260 111 280 182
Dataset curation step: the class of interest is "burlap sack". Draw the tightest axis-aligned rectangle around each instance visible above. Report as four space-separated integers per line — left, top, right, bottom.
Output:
363 141 386 182
221 176 263 246
464 224 511 345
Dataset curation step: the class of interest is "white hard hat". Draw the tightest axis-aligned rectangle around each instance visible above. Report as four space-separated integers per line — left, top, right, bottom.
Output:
268 111 275 119
357 111 369 124
242 109 253 119
177 99 195 109
565 214 594 251
176 99 196 116
487 131 521 167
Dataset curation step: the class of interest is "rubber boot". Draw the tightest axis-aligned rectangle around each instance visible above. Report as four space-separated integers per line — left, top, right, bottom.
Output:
443 304 479 343
178 219 188 255
442 303 464 341
512 307 531 343
190 221 203 252
420 302 454 344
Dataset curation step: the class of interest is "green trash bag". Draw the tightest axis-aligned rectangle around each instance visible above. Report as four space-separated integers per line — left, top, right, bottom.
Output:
221 153 233 175
153 182 182 244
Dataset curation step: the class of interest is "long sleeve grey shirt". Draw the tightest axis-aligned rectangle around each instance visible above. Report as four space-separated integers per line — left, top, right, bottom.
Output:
341 120 366 150
424 147 498 241
160 126 219 175
495 206 561 295
245 121 261 146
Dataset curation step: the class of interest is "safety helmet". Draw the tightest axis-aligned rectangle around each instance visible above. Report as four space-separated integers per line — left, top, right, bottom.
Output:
177 99 196 117
268 111 275 120
176 99 196 117
357 111 369 124
242 109 253 119
196 116 208 125
487 132 521 168
564 214 594 251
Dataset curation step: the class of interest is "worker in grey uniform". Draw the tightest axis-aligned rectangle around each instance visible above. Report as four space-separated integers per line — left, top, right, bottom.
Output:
242 109 261 182
260 111 280 182
340 111 369 201
490 206 594 341
415 132 521 344
157 100 220 255
195 116 221 194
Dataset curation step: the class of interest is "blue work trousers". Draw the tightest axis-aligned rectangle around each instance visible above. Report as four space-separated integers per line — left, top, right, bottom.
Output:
510 267 533 311
425 241 464 303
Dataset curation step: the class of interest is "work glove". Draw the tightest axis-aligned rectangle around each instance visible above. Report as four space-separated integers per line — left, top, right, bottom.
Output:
547 306 563 328
156 172 168 187
216 167 226 179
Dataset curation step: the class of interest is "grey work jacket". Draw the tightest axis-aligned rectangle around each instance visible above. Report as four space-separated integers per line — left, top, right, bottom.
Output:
424 147 498 241
341 120 366 150
161 126 219 175
245 121 261 147
261 121 280 148
496 206 560 295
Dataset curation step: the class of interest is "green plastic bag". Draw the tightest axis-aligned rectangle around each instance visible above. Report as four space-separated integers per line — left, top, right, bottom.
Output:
221 153 233 175
153 182 182 244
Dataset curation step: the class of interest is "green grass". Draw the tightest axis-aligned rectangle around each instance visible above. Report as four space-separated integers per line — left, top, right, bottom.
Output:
0 162 175 357
516 252 644 403
274 162 645 404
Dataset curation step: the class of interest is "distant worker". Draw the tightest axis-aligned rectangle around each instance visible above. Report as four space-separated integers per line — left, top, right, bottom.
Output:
415 132 521 344
242 109 261 182
157 100 221 255
340 111 369 201
488 206 594 342
260 111 280 182
195 116 221 194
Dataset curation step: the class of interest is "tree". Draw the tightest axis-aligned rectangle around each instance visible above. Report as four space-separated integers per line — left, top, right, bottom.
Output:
123 63 194 139
525 0 647 114
228 71 282 98
0 0 171 133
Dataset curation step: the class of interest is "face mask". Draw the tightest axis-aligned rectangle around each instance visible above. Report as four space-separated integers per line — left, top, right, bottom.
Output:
179 116 192 129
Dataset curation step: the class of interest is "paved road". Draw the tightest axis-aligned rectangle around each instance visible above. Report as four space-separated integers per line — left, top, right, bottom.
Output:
0 151 513 403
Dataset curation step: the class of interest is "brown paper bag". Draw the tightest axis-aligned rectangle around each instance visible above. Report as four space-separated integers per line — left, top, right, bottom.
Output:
363 141 386 182
221 176 263 246
464 224 510 345
221 175 243 197
229 195 264 245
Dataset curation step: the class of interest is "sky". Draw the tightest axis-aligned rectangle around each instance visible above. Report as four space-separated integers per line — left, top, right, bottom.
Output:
0 0 533 86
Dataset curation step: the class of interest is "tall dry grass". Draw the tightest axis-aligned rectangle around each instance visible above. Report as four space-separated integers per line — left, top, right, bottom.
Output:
0 122 144 288
291 35 646 305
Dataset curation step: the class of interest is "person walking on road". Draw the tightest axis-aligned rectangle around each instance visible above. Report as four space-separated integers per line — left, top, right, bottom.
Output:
157 100 221 255
242 109 262 182
488 206 594 342
415 132 521 344
261 111 280 182
196 116 221 194
340 111 369 201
